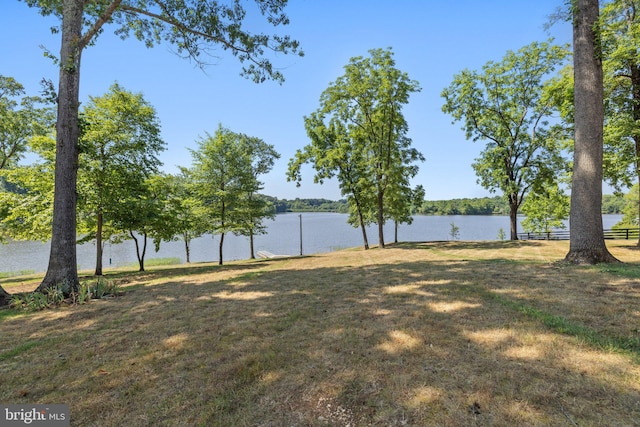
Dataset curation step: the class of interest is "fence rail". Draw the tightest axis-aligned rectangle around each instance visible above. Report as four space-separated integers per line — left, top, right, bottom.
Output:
518 228 640 241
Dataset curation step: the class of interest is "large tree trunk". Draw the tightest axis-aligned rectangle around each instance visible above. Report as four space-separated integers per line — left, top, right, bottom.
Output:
565 0 619 264
0 285 11 307
37 0 84 294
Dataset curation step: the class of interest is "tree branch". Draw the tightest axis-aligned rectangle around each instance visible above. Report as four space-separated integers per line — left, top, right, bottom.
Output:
79 0 123 50
121 2 254 58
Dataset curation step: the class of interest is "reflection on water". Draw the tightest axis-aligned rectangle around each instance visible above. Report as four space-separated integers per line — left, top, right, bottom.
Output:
0 213 624 274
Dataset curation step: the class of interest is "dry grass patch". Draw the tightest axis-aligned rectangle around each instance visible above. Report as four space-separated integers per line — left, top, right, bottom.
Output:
1 241 640 425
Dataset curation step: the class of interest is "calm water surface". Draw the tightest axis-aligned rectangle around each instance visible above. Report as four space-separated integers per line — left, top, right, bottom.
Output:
0 213 624 274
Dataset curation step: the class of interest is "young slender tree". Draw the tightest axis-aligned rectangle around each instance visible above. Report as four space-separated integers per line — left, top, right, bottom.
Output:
21 0 302 294
159 172 208 264
565 0 620 263
387 184 425 244
521 183 570 234
289 48 423 249
108 174 166 272
442 41 570 240
188 125 272 264
289 114 374 249
77 83 164 275
232 135 279 259
1 92 163 276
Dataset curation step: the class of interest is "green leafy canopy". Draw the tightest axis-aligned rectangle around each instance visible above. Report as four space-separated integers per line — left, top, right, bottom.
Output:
441 40 571 239
20 0 303 83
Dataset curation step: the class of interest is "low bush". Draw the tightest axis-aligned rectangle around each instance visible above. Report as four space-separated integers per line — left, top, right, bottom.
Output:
9 277 120 312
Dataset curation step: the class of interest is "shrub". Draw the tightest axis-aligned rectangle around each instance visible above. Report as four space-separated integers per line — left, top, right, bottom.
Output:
10 278 120 312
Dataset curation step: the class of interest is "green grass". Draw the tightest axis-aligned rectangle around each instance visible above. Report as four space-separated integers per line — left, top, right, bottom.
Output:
598 263 640 279
0 340 42 362
0 270 35 279
127 257 182 268
481 285 640 358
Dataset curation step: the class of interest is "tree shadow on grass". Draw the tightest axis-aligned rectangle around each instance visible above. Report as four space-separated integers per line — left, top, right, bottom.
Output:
1 253 639 426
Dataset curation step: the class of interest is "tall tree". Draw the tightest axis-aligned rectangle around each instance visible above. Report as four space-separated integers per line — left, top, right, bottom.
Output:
543 1 640 246
158 172 208 264
1 81 165 275
0 106 55 304
565 0 619 263
188 125 272 264
599 0 640 245
110 174 171 272
21 0 302 294
289 48 423 249
76 83 164 275
442 41 570 240
232 135 279 259
387 184 425 244
0 76 55 250
289 115 374 249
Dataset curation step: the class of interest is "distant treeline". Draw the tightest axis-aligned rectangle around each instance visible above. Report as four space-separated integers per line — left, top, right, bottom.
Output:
266 194 625 215
264 197 349 213
418 196 509 215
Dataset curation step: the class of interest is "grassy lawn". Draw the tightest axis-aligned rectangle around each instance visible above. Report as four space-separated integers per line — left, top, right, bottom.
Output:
1 240 640 426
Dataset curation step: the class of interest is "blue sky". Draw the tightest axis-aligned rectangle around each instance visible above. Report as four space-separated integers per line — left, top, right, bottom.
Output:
1 1 571 201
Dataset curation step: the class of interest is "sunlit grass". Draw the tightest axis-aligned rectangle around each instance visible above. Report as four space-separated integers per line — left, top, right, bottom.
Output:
1 240 640 425
0 270 35 279
126 257 181 268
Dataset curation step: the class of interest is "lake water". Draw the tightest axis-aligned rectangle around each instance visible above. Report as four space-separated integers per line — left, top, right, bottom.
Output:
0 213 624 275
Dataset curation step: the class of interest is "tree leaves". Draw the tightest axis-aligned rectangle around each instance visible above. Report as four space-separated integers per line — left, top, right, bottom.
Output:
442 40 571 239
186 124 278 262
288 48 423 248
